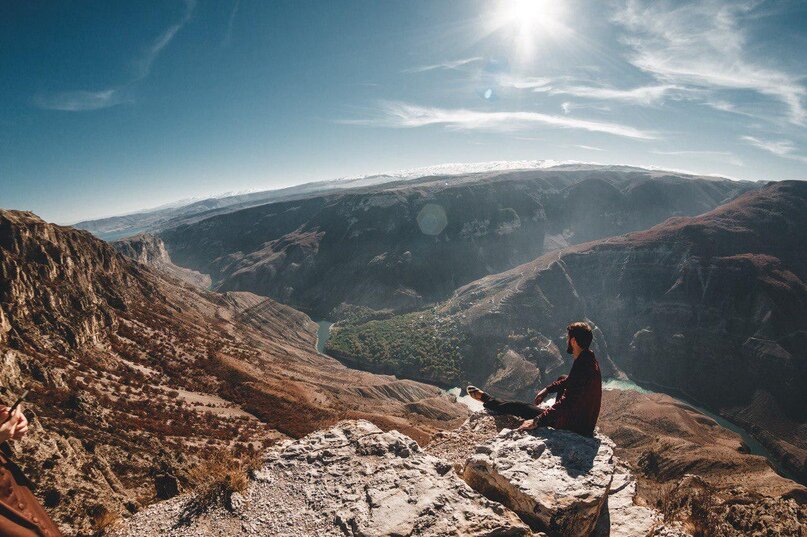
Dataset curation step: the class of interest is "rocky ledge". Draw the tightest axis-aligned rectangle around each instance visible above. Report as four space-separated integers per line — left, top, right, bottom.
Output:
112 414 687 536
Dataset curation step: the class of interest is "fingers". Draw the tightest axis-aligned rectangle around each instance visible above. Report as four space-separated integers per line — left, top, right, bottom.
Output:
7 420 17 439
11 411 28 439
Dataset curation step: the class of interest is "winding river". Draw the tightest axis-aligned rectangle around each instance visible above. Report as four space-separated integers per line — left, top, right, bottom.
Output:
315 320 334 353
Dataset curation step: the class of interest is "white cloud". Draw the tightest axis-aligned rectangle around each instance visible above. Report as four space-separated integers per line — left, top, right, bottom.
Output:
571 144 605 151
497 75 554 91
551 84 680 106
134 0 196 78
739 136 793 156
33 89 126 112
741 135 807 163
345 101 657 140
34 0 195 112
405 57 484 73
613 0 806 124
498 72 681 106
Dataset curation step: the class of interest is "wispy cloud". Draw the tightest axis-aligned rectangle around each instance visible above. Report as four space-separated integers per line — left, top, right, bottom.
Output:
32 89 127 112
551 84 680 106
571 144 605 151
221 0 240 47
134 0 196 78
613 0 806 124
497 75 554 91
741 135 807 164
739 136 793 156
343 101 657 140
34 0 195 112
405 57 484 73
499 73 681 107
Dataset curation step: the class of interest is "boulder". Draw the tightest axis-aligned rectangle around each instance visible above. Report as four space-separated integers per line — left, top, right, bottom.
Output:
462 424 615 536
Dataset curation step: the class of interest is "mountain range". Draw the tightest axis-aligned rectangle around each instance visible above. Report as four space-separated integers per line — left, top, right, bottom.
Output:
112 165 757 318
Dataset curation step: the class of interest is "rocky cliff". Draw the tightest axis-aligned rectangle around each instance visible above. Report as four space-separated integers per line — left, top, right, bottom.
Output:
111 413 688 537
328 181 807 482
0 210 468 535
113 234 211 288
598 389 807 535
136 167 754 317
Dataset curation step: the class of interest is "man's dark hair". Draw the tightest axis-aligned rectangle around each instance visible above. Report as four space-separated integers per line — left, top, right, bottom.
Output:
567 322 593 349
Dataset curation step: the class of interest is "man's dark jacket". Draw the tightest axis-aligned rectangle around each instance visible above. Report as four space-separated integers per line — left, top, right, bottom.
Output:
535 349 602 437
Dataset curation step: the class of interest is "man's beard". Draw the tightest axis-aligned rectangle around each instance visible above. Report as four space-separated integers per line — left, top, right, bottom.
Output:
566 341 573 354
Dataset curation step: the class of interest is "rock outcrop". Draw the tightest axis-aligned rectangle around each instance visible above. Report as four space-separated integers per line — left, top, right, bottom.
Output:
114 234 211 288
113 414 688 537
112 419 531 536
429 412 686 537
463 429 615 536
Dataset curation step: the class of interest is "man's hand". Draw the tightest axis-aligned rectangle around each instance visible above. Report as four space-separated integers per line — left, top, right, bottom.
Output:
0 406 28 443
533 388 548 406
517 419 538 431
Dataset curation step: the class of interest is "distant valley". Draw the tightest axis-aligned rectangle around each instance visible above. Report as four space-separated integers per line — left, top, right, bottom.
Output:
110 165 757 318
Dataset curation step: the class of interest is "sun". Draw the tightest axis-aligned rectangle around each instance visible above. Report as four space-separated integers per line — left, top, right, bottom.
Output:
490 0 568 61
505 0 550 24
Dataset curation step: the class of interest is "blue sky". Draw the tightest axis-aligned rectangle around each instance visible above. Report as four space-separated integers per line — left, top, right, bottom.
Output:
1 0 806 223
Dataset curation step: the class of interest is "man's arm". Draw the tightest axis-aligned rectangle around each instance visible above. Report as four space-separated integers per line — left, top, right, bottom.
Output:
545 375 569 394
530 358 593 429
533 374 568 405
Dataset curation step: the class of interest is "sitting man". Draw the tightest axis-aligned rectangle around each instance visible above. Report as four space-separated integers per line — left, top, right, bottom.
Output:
467 321 602 437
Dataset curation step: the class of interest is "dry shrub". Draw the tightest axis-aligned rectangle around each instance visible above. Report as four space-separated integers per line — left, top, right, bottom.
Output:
91 509 121 536
186 449 263 512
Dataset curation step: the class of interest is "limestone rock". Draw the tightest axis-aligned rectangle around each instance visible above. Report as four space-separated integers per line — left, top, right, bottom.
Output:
462 426 615 536
112 420 531 536
594 462 689 537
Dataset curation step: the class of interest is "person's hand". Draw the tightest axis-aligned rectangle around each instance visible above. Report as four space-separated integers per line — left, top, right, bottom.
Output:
518 419 538 431
10 406 28 440
0 406 28 443
533 388 547 406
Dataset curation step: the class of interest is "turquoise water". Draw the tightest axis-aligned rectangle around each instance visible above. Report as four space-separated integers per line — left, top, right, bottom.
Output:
315 321 333 353
603 378 794 479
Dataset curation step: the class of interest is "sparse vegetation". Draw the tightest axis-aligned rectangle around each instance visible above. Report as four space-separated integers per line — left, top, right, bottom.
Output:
325 309 466 385
91 508 121 536
186 449 263 512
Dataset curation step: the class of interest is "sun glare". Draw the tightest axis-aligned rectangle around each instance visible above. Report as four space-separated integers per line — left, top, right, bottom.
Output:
490 0 568 61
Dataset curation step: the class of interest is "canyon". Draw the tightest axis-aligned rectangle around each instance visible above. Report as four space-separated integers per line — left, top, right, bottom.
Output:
327 181 807 485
